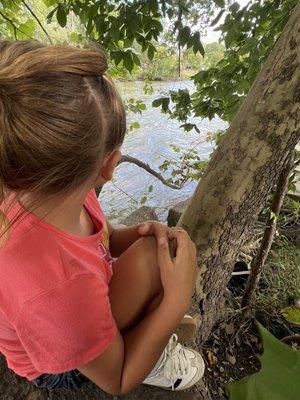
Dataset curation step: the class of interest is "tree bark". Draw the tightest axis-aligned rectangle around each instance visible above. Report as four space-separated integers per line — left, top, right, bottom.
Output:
178 1 300 344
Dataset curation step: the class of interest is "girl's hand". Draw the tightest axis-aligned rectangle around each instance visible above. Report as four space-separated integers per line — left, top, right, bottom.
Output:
157 228 198 310
137 220 172 246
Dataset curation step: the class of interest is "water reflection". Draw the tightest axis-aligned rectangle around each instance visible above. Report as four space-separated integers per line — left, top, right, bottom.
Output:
100 80 227 222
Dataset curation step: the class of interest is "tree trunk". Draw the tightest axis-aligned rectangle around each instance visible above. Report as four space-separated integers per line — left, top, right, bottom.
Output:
178 1 300 344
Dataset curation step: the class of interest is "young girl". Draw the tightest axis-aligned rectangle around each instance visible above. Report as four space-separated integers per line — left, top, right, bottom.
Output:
0 41 205 394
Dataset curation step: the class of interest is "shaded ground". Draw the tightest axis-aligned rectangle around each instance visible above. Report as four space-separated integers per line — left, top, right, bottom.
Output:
202 315 261 400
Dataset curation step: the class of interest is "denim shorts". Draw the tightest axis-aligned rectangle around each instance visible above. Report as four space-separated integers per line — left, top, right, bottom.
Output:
31 369 90 390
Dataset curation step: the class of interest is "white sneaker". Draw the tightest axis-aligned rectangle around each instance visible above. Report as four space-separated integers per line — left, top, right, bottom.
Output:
143 334 205 391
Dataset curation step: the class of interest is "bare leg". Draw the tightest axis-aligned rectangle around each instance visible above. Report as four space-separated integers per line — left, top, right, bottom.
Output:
109 236 163 333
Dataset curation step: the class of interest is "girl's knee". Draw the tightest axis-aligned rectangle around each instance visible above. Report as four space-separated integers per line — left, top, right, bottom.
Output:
136 236 157 257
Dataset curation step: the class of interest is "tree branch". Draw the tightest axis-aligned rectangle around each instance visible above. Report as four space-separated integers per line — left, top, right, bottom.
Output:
241 150 295 315
21 0 53 44
118 155 184 190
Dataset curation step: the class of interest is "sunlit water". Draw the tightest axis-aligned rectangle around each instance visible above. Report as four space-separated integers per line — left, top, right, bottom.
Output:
100 80 227 222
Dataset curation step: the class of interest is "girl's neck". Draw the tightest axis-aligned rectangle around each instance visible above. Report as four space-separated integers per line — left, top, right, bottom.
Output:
19 184 94 237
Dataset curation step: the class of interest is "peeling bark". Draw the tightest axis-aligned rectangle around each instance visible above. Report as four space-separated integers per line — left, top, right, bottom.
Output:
178 1 300 344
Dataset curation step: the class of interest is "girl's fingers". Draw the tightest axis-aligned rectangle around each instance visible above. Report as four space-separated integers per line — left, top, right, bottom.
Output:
137 222 151 235
168 229 190 258
157 237 173 269
167 227 187 240
168 238 177 259
138 223 170 244
155 225 168 240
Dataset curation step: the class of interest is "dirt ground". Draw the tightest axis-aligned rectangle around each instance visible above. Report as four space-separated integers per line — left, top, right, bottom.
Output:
201 316 261 400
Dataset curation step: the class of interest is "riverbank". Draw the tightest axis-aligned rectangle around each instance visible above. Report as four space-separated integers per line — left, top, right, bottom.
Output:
114 69 198 82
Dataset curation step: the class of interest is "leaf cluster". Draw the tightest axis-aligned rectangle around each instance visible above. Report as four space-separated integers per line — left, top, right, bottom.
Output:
153 0 298 123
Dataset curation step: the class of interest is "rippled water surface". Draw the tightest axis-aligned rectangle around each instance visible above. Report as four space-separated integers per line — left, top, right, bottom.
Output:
100 80 227 222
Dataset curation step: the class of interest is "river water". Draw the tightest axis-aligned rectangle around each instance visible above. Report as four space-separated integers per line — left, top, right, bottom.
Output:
100 80 227 222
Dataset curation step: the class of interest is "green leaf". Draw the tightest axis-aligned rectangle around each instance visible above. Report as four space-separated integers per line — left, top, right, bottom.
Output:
147 44 155 60
86 18 94 35
213 0 225 8
111 51 123 66
171 145 180 153
132 53 141 67
148 185 153 193
228 323 300 400
123 52 134 72
110 21 120 40
87 4 98 19
56 3 67 28
229 2 240 13
192 34 205 57
43 0 57 6
140 195 147 205
46 6 57 23
178 26 191 46
129 121 140 130
281 306 300 326
152 98 163 107
151 19 163 31
18 19 35 38
180 123 199 132
70 32 78 42
123 37 134 48
161 97 170 113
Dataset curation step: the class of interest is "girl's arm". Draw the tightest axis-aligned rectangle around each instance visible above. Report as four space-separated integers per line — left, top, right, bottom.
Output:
78 230 198 395
78 295 187 395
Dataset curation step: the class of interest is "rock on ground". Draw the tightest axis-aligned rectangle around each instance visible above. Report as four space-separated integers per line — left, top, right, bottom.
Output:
119 206 158 226
167 199 191 227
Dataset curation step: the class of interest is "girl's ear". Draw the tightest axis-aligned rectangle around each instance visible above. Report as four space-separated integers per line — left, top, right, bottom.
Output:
95 149 122 185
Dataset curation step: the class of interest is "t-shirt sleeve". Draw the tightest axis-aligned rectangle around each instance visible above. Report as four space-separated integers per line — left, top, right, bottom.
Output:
12 273 117 374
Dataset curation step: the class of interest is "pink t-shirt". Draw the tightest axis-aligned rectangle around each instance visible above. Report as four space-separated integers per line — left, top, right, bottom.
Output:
0 189 116 381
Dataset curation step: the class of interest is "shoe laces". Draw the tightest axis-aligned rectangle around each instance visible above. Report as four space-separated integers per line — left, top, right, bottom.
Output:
162 334 191 383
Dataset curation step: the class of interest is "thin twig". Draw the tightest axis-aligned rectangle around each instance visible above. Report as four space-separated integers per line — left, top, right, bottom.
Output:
241 150 295 316
119 155 184 189
112 181 139 203
21 0 53 44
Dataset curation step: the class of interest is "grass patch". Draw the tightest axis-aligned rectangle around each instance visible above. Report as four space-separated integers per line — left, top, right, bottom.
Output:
254 235 300 338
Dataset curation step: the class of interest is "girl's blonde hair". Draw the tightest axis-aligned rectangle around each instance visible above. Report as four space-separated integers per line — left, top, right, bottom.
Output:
0 41 126 242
